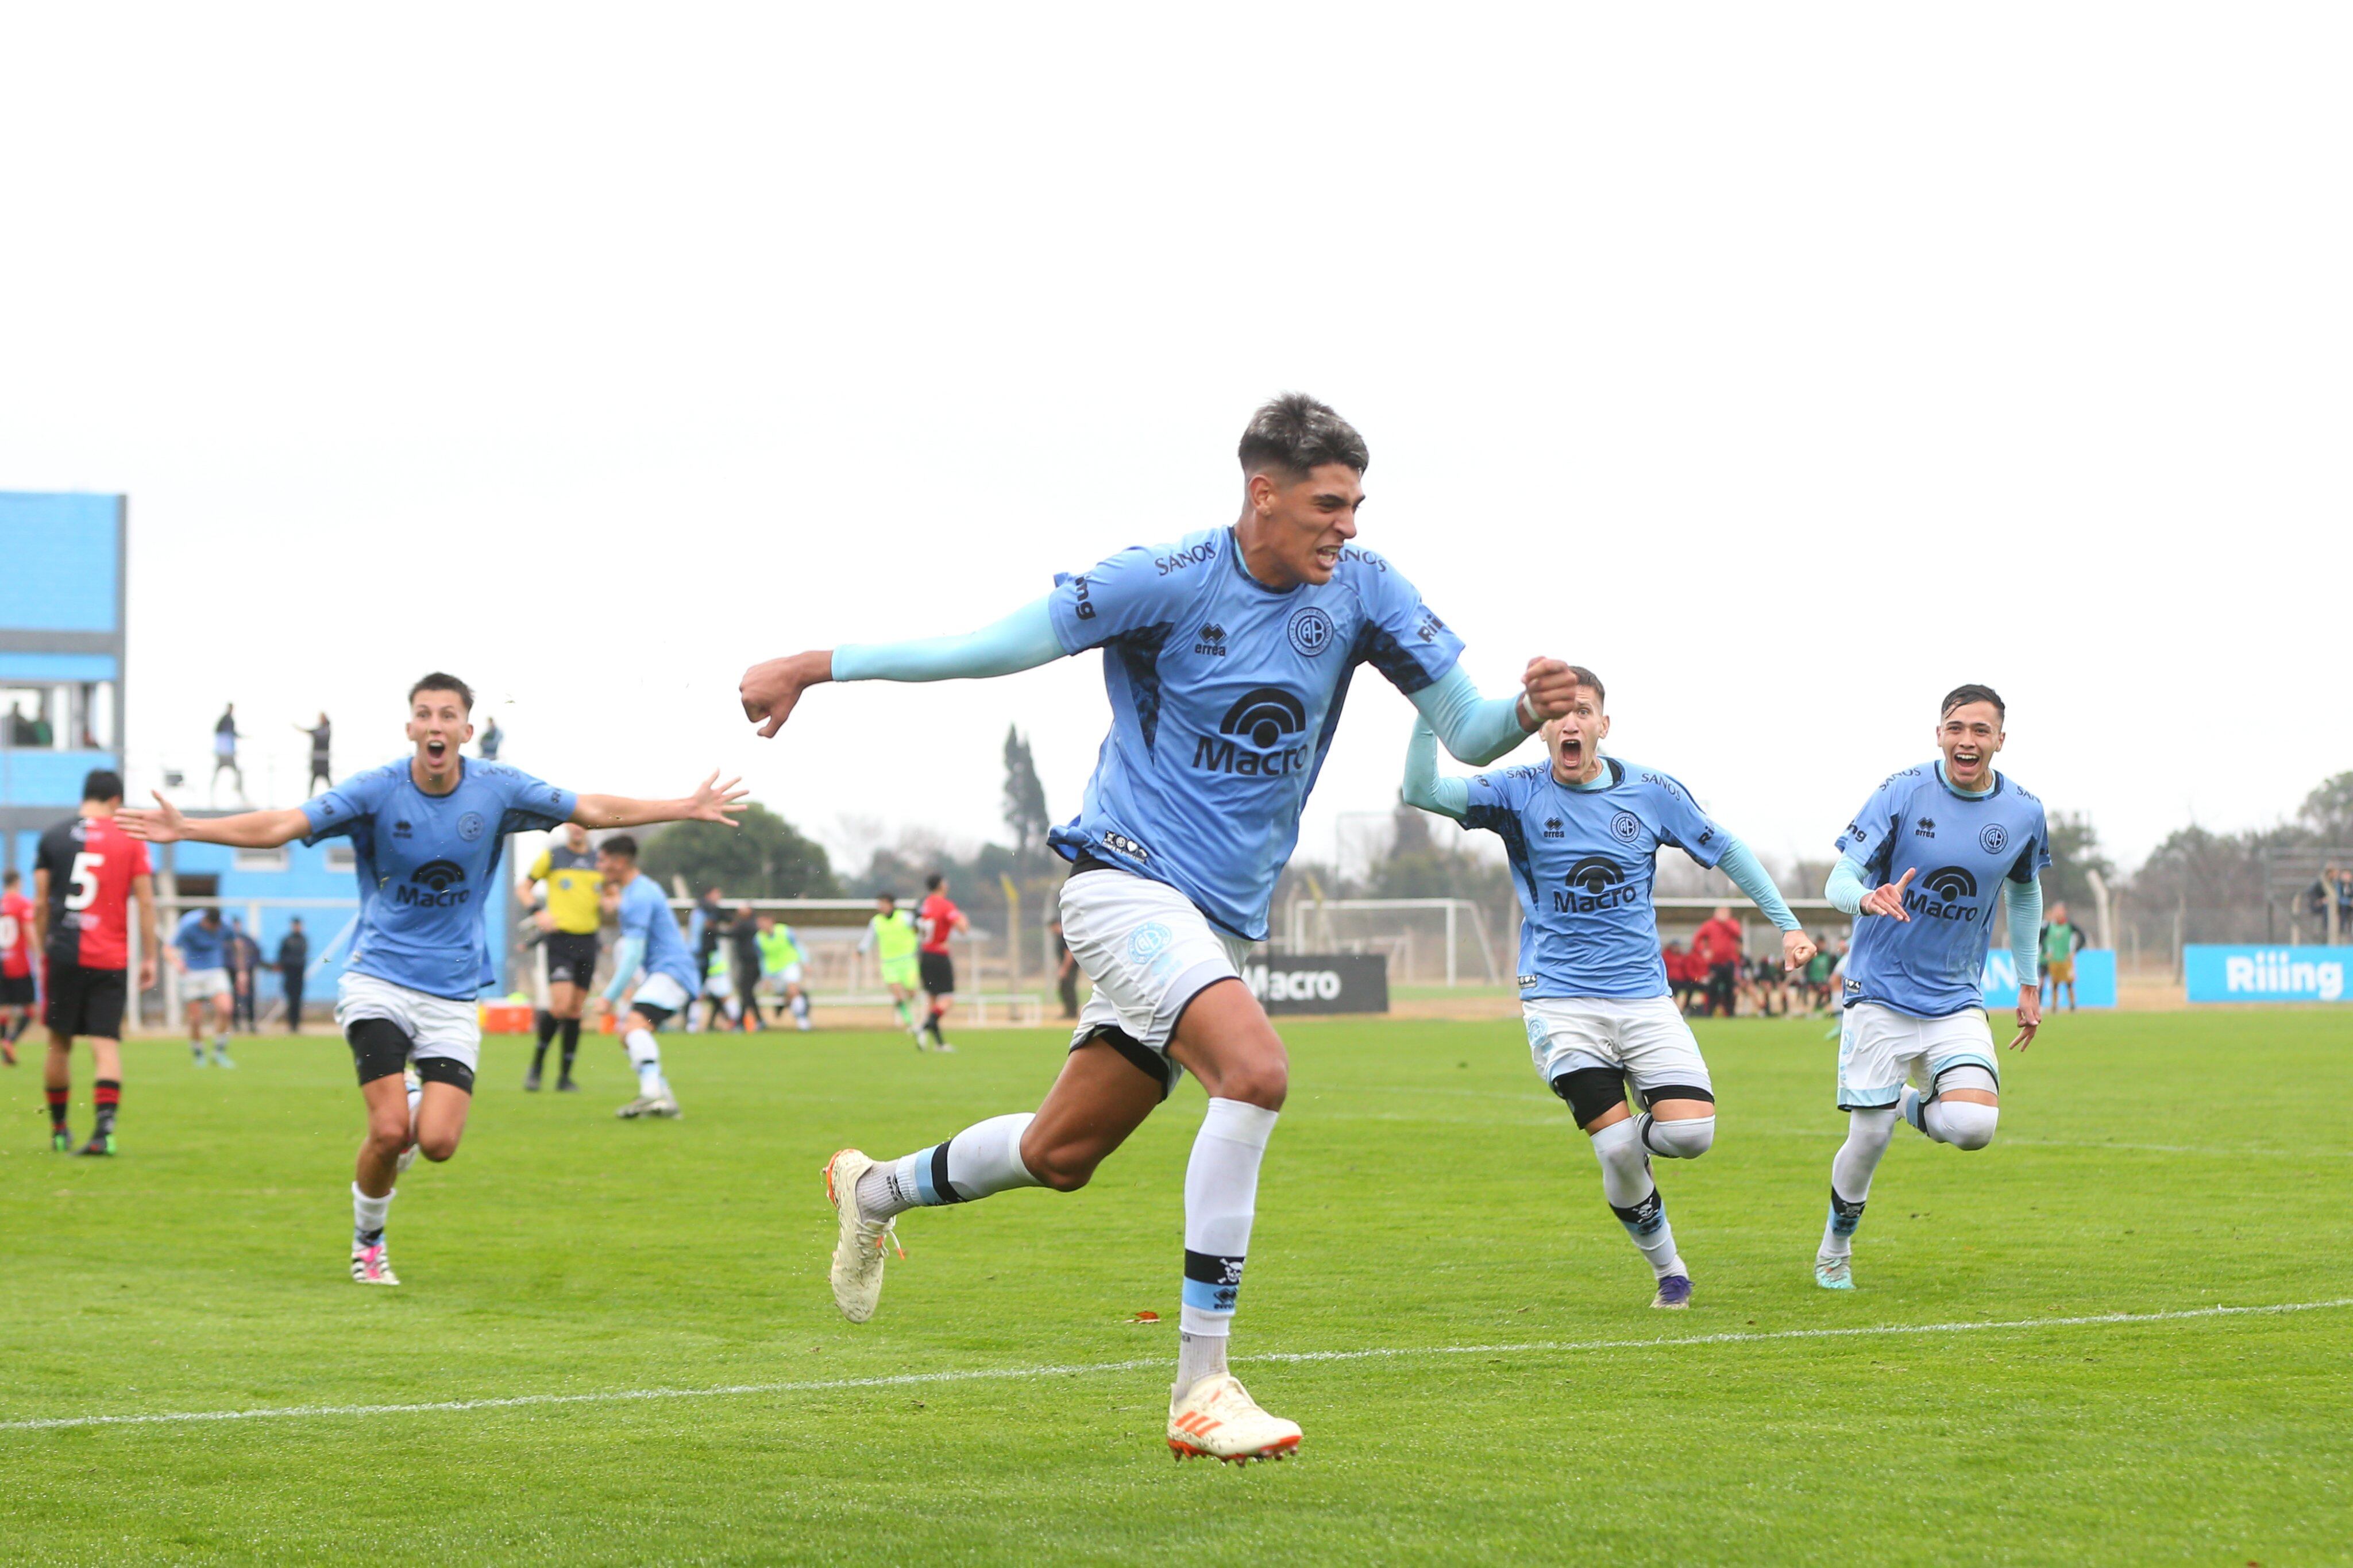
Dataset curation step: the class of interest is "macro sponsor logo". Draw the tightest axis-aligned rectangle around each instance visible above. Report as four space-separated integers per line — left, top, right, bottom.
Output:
1194 624 1228 657
1552 856 1641 914
395 859 472 909
1193 688 1310 777
1156 543 1216 576
1243 963 1344 1003
1903 866 1981 922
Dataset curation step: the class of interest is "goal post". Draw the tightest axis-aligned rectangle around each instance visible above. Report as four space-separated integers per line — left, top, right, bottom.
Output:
1280 897 1505 987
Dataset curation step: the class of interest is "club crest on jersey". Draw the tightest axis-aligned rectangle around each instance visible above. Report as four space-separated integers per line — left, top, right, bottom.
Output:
1287 606 1334 658
1610 811 1642 844
1980 823 2009 855
1193 688 1309 777
458 812 485 842
1554 856 1640 914
1904 866 1981 922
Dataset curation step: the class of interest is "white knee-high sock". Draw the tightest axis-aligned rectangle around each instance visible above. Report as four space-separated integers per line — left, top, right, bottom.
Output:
1923 1099 1999 1149
1176 1098 1279 1391
1591 1119 1681 1277
858 1113 1042 1218
353 1182 394 1245
623 1028 666 1096
1822 1108 1899 1257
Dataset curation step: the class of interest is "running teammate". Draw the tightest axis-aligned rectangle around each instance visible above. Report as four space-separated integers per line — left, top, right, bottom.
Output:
757 913 813 1031
518 821 603 1091
32 771 158 1154
122 674 742 1284
1401 669 1814 1308
596 836 692 1118
1 869 36 1063
742 393 1577 1462
1813 683 2046 1291
857 894 921 1035
913 874 966 1051
169 905 237 1068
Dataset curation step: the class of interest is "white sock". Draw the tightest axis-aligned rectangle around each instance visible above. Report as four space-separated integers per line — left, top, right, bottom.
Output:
858 1113 1042 1218
624 1027 666 1097
1822 1108 1899 1258
352 1182 394 1245
1178 1098 1279 1354
1591 1118 1680 1277
1176 1331 1228 1396
791 994 810 1023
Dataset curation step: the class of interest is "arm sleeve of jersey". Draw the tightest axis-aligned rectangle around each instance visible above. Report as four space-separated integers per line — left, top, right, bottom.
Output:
1458 767 1523 835
2007 876 2042 984
855 923 874 954
1407 665 1529 766
1826 855 1871 916
300 769 392 845
2010 803 2054 883
1353 558 1465 698
603 935 647 1003
494 770 578 836
1716 836 1800 932
172 910 199 944
1401 719 1471 820
1044 543 1200 655
832 596 1069 682
1651 775 1731 870
1833 778 1903 882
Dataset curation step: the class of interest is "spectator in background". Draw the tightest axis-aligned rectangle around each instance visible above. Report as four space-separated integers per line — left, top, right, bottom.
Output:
729 902 766 1031
293 712 333 794
1692 904 1743 1018
477 714 503 761
1663 939 1698 1014
5 700 30 746
276 918 309 1032
2337 867 2353 943
1804 935 1835 1013
227 917 261 1032
1051 916 1079 1019
211 704 247 805
2039 901 2085 1011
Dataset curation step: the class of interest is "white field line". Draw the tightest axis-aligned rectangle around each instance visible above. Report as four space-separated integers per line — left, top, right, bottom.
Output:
5 1297 2347 1436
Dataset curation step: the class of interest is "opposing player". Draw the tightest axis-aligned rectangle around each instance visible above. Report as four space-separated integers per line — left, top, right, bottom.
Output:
1 869 37 1063
595 835 692 1118
913 874 966 1051
757 913 814 1031
518 820 603 1091
1401 670 1814 1308
857 893 922 1036
32 770 158 1154
742 393 1577 1462
169 905 237 1068
1814 683 2046 1291
122 674 742 1284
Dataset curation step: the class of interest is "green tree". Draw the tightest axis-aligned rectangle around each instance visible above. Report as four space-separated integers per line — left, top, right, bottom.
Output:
2298 771 2353 843
1001 725 1052 867
2042 811 2116 913
640 801 839 899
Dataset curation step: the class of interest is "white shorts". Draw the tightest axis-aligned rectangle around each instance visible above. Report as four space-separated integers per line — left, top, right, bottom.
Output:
1837 1001 1999 1110
763 964 805 990
179 968 232 1001
334 971 483 1072
632 971 693 1019
702 972 734 999
1059 869 1253 1090
1522 995 1712 1096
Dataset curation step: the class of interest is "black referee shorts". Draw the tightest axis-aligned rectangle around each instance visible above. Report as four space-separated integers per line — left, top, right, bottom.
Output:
919 951 956 995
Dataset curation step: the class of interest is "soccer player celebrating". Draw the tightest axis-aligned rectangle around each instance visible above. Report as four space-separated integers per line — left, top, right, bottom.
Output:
913 874 967 1051
169 905 237 1068
742 393 1577 1462
122 674 742 1284
518 820 604 1091
593 836 693 1119
1 868 37 1063
32 770 158 1154
1401 669 1814 1308
1813 683 2047 1291
857 893 923 1036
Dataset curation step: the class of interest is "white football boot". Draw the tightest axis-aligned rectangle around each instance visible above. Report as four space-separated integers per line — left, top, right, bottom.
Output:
1167 1373 1301 1463
823 1148 902 1323
350 1241 399 1285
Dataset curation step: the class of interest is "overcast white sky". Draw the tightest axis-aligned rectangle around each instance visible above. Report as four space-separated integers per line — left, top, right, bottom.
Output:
3 6 2346 879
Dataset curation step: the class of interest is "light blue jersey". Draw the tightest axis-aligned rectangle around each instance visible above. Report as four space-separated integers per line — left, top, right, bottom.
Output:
1045 527 1464 939
615 874 697 991
172 910 229 970
1835 762 2051 1018
302 759 577 1000
1463 758 1730 999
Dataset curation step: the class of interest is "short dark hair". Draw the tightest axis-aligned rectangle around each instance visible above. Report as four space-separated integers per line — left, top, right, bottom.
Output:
200 906 221 922
1237 393 1369 480
1564 666 1606 708
289 916 303 926
875 892 896 907
925 873 944 891
2 869 17 886
1939 683 2005 721
82 768 124 802
601 834 639 860
408 673 475 712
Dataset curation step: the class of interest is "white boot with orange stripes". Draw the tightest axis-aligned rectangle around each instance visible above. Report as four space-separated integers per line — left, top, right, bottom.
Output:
1166 1373 1301 1463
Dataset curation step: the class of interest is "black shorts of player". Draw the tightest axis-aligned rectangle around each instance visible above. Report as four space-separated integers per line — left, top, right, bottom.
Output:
544 930 600 988
919 951 956 995
0 973 36 1007
630 1001 675 1029
346 1018 475 1092
44 963 127 1039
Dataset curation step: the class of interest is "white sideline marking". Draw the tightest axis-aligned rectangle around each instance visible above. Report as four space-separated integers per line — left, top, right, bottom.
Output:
6 1297 2347 1436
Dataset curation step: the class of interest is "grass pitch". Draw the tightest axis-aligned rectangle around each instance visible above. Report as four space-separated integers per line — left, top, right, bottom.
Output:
3 1010 2348 1565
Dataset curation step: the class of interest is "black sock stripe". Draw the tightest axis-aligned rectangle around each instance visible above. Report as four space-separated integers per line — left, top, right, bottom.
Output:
930 1141 969 1204
1183 1249 1244 1284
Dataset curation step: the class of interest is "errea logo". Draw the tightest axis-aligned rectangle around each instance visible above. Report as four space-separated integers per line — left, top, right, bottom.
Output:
1194 624 1228 657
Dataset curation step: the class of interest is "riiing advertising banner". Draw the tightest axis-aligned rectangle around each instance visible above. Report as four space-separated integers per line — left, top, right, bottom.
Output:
2184 945 2350 1003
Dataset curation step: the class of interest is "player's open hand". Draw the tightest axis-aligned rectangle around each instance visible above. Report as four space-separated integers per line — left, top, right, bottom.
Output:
740 651 831 739
1519 657 1583 725
687 771 750 825
119 791 188 844
1781 928 1818 973
2008 986 2042 1051
1861 867 1914 921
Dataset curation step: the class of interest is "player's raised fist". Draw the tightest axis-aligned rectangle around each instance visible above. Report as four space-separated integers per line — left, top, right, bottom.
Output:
1861 867 1915 921
118 790 188 844
1520 657 1583 725
740 651 834 739
1781 928 1818 973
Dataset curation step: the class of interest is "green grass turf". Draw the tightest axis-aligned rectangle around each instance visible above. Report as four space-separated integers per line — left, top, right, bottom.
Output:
2 1011 2348 1565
